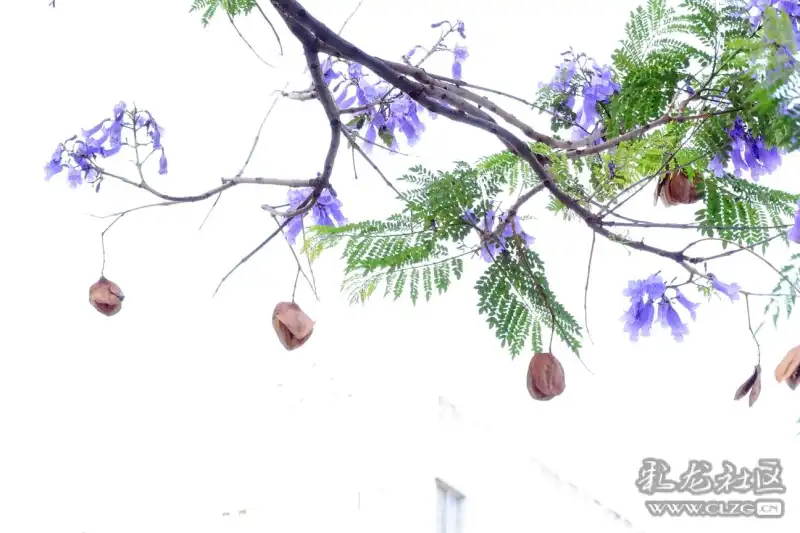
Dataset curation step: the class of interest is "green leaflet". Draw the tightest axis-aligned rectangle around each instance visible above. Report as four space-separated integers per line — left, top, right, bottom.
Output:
189 0 256 26
695 176 798 245
475 250 582 358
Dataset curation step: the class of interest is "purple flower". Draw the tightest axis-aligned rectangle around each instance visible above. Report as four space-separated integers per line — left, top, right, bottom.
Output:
284 187 348 245
622 297 655 341
710 274 741 301
66 166 83 188
657 298 690 341
136 110 163 150
545 58 577 92
158 150 168 175
348 63 364 80
707 155 725 177
463 207 535 262
354 78 381 107
674 289 700 320
787 199 800 243
44 145 66 180
387 95 426 146
451 45 469 80
321 57 341 85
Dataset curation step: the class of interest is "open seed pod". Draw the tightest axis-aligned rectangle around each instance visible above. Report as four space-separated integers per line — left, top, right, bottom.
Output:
272 301 315 351
655 169 702 206
734 365 761 407
88 277 124 316
775 344 800 390
526 352 565 401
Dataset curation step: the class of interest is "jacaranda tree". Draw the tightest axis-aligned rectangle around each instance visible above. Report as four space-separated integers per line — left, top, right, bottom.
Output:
44 0 800 411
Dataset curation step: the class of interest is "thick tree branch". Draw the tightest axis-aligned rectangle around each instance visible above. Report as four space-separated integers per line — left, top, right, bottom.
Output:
269 0 694 264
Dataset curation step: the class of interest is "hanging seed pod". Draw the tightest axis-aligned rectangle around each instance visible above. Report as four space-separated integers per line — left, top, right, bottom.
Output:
655 169 702 206
88 277 124 316
526 352 566 401
775 344 800 390
272 301 315 351
734 365 761 407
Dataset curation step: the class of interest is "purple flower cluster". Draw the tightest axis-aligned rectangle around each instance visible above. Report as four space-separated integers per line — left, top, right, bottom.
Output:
324 60 431 151
44 102 168 188
707 117 782 180
543 55 620 141
621 273 739 342
284 187 348 245
621 274 691 342
321 21 467 152
746 0 800 50
463 207 535 262
745 2 800 86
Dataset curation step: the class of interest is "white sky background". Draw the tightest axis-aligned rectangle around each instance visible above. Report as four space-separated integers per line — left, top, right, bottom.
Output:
2 0 800 532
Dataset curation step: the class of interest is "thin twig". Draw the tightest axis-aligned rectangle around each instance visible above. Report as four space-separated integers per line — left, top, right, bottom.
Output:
337 0 365 34
341 126 404 199
213 219 291 296
199 87 287 231
744 294 761 365
300 224 319 296
583 233 596 345
100 214 125 277
291 267 302 301
228 12 275 67
272 214 319 300
254 2 284 54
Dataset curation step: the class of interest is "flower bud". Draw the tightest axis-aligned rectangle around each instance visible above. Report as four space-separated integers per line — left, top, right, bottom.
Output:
89 277 124 316
272 301 315 350
526 352 565 401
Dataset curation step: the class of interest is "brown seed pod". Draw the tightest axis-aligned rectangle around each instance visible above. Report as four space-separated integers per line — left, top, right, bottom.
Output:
88 277 124 316
734 365 761 407
655 169 702 206
775 344 800 390
526 352 565 401
272 301 315 351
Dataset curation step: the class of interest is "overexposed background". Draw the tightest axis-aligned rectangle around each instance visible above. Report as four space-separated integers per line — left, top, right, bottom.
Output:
1 0 799 532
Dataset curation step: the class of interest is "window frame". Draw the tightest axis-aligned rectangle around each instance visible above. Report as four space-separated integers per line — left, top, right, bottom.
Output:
435 479 464 533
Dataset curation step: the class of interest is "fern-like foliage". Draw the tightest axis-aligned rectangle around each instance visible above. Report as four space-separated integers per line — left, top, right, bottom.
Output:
695 175 798 245
762 252 800 327
304 152 583 358
609 0 699 134
304 161 496 305
189 0 256 26
475 250 582 357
